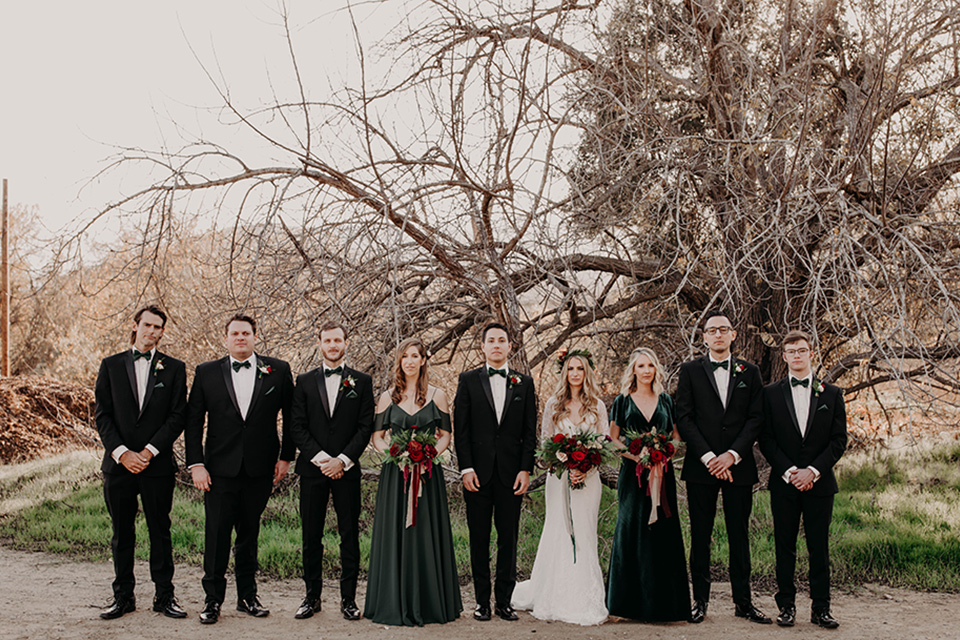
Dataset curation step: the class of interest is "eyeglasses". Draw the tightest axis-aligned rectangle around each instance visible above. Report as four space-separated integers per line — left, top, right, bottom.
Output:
783 348 810 356
704 326 733 336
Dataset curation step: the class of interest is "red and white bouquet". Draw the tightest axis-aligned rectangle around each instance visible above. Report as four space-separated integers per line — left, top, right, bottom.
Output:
537 430 618 490
383 425 439 527
622 427 680 524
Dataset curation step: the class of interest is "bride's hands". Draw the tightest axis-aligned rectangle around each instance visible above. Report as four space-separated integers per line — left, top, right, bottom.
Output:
569 469 586 483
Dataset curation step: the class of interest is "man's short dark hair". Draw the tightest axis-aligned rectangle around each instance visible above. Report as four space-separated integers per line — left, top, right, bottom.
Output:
481 321 511 343
702 309 734 328
319 320 348 340
781 329 813 349
130 305 167 344
224 313 257 335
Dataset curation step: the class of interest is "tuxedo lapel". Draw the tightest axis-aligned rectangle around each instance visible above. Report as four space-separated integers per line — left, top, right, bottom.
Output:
501 369 515 425
478 368 496 415
700 357 722 404
139 353 159 418
724 359 737 408
124 352 138 408
804 379 820 440
246 355 266 417
331 367 350 417
220 358 242 418
780 378 803 437
316 369 331 419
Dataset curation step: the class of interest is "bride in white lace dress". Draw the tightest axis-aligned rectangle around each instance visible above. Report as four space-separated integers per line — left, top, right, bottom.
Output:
512 351 609 626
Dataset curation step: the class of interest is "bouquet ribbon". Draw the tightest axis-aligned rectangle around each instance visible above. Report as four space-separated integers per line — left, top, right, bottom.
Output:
637 461 672 524
404 464 426 528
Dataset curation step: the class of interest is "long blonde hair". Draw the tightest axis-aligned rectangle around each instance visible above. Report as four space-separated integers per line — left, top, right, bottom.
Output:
391 337 429 407
551 355 602 426
619 347 665 396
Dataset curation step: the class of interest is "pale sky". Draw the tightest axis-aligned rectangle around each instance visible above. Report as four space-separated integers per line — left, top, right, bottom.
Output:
0 0 388 233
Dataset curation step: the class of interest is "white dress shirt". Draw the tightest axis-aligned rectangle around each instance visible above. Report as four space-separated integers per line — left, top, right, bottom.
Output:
231 354 257 420
461 363 509 478
782 373 820 484
700 355 741 468
111 348 160 464
311 363 355 471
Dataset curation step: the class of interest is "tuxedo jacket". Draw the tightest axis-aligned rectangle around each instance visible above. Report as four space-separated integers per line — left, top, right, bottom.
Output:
759 378 848 496
95 349 187 476
453 366 538 487
675 355 764 486
185 355 295 478
289 366 375 479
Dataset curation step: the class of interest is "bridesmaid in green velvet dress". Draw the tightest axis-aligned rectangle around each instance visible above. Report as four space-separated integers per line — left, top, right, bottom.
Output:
607 347 691 622
364 337 462 626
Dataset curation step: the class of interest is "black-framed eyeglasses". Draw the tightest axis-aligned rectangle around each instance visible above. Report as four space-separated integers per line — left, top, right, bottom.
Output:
704 326 733 336
783 348 810 356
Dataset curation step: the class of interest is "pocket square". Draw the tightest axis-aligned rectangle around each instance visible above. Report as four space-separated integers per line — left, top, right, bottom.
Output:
736 381 747 389
346 390 358 399
265 386 275 395
513 395 522 402
817 404 829 412
154 382 164 389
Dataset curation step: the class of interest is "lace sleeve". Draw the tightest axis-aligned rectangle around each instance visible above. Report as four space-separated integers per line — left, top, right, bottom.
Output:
540 397 557 442
596 399 610 436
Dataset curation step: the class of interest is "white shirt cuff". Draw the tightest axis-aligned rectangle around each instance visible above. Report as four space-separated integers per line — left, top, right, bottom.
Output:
727 449 741 465
461 467 475 477
782 465 798 483
145 444 159 457
700 452 716 465
188 463 204 470
338 454 354 471
111 445 130 464
311 451 330 467
809 466 821 481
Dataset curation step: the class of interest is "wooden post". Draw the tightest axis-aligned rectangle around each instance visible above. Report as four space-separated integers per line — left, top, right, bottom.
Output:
1 179 8 376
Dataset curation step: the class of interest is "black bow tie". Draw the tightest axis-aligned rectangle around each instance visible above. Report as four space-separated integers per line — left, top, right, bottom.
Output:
710 360 729 371
133 349 152 362
791 377 810 388
487 367 507 378
232 360 251 372
324 366 344 377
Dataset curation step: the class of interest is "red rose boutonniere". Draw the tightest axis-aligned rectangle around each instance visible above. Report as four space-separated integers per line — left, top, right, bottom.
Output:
341 375 358 399
733 362 746 376
507 373 522 389
814 381 825 396
257 363 272 378
153 358 165 376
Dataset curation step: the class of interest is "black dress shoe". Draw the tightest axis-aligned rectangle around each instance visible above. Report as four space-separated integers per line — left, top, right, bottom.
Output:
295 597 321 619
495 604 519 621
474 604 492 621
689 599 707 623
237 596 270 617
100 597 135 620
776 606 796 627
153 595 187 619
199 601 221 625
811 608 840 629
735 603 773 624
341 599 361 620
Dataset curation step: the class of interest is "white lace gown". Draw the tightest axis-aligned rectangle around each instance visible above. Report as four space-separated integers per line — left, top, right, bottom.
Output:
511 398 609 626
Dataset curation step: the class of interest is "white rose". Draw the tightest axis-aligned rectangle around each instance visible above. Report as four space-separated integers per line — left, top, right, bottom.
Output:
557 451 568 463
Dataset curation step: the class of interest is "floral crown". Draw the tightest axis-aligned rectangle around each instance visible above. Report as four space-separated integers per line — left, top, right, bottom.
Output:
556 347 595 373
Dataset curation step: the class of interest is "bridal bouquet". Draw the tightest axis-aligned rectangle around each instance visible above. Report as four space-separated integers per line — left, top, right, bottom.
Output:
384 425 439 527
537 431 618 490
621 427 680 524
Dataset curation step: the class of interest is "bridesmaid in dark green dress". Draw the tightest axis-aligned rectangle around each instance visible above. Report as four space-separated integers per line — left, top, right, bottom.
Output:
364 338 462 626
607 347 691 622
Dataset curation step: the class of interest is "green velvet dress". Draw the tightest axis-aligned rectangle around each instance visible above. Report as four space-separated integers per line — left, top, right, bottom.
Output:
606 392 691 621
363 401 463 626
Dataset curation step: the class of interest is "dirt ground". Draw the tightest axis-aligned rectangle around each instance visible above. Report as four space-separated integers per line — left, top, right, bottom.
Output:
0 546 955 640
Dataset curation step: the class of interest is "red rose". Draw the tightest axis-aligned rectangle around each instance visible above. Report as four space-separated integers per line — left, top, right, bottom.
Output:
424 444 438 459
578 461 592 472
665 443 675 456
628 439 644 455
389 444 401 457
651 450 664 464
552 434 565 443
567 436 577 446
589 451 602 466
410 423 418 430
571 450 586 462
408 444 425 462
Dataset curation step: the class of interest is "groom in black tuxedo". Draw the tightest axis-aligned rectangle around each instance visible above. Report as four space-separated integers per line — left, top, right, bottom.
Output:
185 314 295 624
454 322 537 622
289 320 374 621
95 305 187 620
675 310 770 624
759 330 847 629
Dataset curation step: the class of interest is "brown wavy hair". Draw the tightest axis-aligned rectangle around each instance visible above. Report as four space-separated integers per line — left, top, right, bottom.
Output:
550 354 602 427
390 337 430 407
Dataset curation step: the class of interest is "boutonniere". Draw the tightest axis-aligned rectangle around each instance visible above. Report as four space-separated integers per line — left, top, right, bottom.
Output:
732 362 746 376
507 373 522 388
257 363 272 378
341 375 358 398
814 381 825 396
153 358 165 376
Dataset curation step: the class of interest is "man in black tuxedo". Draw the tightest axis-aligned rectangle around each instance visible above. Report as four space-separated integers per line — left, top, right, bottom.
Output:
95 305 188 620
185 314 295 624
289 320 374 621
454 322 537 622
759 330 847 629
675 310 771 624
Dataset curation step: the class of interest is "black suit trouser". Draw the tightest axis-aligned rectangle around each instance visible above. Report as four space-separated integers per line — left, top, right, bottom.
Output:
464 472 523 607
770 480 834 610
103 471 176 600
686 481 754 605
300 473 362 601
202 468 273 604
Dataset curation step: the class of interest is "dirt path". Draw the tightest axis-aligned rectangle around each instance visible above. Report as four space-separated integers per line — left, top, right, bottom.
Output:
0 546 954 640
